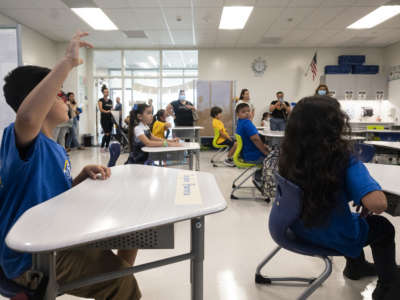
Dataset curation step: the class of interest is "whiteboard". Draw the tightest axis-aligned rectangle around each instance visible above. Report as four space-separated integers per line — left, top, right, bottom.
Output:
0 26 21 142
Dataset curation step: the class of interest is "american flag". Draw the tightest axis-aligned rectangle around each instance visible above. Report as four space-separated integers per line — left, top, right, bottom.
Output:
310 52 318 81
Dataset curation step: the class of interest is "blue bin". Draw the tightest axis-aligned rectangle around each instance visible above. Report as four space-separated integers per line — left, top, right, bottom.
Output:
352 65 379 74
339 55 365 65
325 65 352 74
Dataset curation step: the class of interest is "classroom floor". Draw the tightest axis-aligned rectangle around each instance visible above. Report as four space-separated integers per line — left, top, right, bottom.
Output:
4 147 400 300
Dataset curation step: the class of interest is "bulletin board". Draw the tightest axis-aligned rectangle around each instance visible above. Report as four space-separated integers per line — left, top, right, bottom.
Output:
196 80 235 137
0 25 21 142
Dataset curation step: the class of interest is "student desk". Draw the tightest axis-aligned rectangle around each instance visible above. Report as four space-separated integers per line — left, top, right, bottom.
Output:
258 130 284 147
365 141 400 157
172 126 204 144
364 129 400 141
143 142 201 171
6 165 227 300
345 135 366 141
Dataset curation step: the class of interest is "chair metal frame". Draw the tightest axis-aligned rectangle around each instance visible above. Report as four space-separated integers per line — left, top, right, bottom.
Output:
255 172 340 300
230 134 269 202
210 127 229 167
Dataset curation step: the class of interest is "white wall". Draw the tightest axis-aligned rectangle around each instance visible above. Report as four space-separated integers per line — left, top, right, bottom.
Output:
384 41 400 115
199 47 385 124
0 12 57 68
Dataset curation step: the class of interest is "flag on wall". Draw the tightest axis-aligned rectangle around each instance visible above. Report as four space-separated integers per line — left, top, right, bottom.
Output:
310 52 318 81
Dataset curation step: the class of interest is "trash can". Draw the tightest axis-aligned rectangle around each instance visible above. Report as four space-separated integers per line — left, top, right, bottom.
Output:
82 134 93 147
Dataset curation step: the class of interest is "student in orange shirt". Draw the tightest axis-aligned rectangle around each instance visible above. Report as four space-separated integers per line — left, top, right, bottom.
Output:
211 106 236 167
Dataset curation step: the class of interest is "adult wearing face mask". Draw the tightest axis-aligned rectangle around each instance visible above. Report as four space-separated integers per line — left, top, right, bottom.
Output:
269 91 291 131
315 84 330 97
166 90 196 126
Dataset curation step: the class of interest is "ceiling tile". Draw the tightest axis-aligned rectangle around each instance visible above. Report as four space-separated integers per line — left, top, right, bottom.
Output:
192 0 224 7
145 30 173 44
0 0 67 9
323 7 377 29
288 0 324 7
216 30 241 43
320 0 358 7
224 0 256 5
268 7 315 30
172 30 194 44
296 7 346 29
163 7 193 30
104 8 166 30
303 29 340 45
284 30 314 42
255 0 292 7
194 7 222 29
94 0 131 8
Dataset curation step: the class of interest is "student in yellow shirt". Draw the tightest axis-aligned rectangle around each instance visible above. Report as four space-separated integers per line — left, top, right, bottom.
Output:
211 106 237 167
152 109 171 139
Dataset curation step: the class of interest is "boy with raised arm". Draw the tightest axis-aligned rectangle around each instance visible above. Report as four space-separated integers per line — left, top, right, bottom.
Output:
0 33 141 299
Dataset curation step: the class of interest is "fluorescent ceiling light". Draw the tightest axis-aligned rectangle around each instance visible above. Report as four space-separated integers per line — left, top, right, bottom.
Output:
219 6 253 30
147 56 157 66
347 5 400 29
71 8 118 30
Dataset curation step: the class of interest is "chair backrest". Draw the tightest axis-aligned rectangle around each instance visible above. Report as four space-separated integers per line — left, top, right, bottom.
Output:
233 134 258 168
108 143 121 167
212 127 222 148
354 143 375 163
269 172 340 257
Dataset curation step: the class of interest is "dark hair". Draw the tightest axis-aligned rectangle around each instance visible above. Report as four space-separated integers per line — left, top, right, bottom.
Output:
239 88 249 100
235 102 249 114
128 104 150 151
101 84 108 94
155 109 166 121
315 84 329 95
278 96 352 228
262 112 269 120
276 91 284 96
3 65 51 112
210 106 222 118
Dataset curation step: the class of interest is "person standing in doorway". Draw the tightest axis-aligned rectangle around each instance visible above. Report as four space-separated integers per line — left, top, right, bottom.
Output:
98 85 113 152
148 99 154 114
166 90 196 126
114 96 122 128
236 89 255 121
269 91 291 131
66 92 84 151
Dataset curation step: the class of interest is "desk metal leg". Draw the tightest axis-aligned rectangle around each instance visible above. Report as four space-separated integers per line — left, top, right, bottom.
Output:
33 252 57 300
191 217 204 300
189 150 194 170
195 150 200 171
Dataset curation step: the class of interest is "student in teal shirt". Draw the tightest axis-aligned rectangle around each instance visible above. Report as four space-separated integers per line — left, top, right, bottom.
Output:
279 96 398 300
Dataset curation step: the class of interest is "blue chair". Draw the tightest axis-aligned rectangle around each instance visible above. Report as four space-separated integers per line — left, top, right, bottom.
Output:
354 143 375 163
108 143 121 167
255 172 341 300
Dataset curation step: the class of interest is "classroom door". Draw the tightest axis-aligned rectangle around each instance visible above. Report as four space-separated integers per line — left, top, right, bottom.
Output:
196 80 235 137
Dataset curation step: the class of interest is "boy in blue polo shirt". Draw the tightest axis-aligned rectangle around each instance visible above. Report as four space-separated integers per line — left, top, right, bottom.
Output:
0 33 141 299
236 102 270 191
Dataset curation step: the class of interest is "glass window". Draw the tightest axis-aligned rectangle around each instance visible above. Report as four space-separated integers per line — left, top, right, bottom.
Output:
125 50 160 77
93 51 121 76
162 69 183 77
131 78 160 113
184 69 198 77
184 78 196 105
131 69 159 77
162 50 198 69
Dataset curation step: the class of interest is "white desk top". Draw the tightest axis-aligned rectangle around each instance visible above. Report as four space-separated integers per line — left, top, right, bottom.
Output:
258 131 285 138
6 165 226 253
365 141 400 150
366 163 400 196
172 126 204 130
365 130 400 133
345 135 366 141
142 142 200 153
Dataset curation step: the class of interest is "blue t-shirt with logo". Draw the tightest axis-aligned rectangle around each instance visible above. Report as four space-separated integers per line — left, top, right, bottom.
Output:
0 123 72 279
236 118 264 162
291 158 381 258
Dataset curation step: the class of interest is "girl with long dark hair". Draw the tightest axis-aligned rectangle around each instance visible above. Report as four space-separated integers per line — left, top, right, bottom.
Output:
279 96 398 300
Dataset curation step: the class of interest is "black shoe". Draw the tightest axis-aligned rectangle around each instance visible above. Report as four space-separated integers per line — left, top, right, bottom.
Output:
373 281 391 300
382 283 400 300
343 261 377 280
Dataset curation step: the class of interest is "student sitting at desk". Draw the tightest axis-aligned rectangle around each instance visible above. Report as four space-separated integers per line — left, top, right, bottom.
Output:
0 33 141 300
211 106 236 167
236 103 270 191
152 109 171 139
127 104 180 164
279 96 399 300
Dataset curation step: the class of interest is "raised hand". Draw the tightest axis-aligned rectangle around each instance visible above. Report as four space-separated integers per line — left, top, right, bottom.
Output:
65 32 93 67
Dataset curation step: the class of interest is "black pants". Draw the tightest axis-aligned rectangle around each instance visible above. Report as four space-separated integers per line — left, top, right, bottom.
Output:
346 215 396 284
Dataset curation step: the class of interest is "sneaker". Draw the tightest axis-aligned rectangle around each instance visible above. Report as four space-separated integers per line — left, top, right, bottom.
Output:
77 146 85 150
343 260 377 280
224 158 235 167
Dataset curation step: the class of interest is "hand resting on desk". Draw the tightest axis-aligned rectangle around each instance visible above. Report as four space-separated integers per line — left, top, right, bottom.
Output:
72 164 111 186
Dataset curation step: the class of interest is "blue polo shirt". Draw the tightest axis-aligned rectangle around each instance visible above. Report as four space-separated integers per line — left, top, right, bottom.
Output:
0 123 72 279
236 118 264 162
291 158 381 258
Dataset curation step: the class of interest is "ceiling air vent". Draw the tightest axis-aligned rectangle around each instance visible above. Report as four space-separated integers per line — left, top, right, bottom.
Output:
123 30 148 38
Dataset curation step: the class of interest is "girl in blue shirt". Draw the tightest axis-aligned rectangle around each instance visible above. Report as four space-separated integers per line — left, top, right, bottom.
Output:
279 96 398 300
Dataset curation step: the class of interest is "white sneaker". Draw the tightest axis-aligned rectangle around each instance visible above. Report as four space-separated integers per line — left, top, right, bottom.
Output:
224 158 235 167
